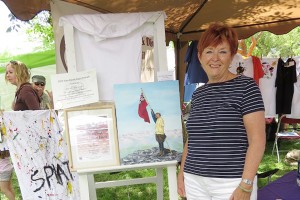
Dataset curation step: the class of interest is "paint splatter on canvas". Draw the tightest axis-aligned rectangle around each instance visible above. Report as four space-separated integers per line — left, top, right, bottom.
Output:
2 110 79 199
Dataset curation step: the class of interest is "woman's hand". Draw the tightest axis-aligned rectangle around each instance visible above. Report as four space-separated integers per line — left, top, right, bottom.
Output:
229 184 252 200
177 171 186 198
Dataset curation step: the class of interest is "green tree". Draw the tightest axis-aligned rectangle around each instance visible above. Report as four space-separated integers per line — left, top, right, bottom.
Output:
6 10 54 52
242 26 300 58
26 11 54 51
6 13 22 32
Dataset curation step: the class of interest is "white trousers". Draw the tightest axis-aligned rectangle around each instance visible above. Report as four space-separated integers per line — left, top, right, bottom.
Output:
184 172 257 200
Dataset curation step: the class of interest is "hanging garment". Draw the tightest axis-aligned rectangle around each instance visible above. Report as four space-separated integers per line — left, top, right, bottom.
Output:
184 41 208 85
252 56 264 85
287 56 300 118
229 53 244 73
229 55 263 85
259 58 278 117
286 74 300 118
229 54 253 78
141 36 155 82
275 57 297 114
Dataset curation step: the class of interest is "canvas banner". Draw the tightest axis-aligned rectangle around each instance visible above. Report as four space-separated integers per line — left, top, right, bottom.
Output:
2 110 80 200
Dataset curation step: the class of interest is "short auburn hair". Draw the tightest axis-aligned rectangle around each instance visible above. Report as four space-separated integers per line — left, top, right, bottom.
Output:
197 22 238 56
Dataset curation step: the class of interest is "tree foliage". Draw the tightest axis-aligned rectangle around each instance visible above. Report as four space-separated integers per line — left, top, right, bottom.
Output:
6 13 22 32
242 27 300 58
6 11 54 52
26 11 54 51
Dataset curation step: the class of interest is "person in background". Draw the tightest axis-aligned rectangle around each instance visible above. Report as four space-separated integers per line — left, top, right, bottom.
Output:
32 75 53 109
177 22 266 200
0 143 14 200
1 60 41 200
5 60 40 111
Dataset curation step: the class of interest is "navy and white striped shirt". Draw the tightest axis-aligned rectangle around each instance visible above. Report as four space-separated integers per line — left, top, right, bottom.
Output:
184 75 265 178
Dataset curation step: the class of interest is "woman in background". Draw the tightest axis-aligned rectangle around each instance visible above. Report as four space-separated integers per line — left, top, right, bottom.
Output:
0 60 40 199
5 60 40 111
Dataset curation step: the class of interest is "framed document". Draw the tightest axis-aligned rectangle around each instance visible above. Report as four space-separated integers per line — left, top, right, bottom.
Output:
64 103 120 170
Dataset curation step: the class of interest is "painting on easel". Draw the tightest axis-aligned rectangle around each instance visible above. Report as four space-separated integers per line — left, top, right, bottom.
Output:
114 80 183 165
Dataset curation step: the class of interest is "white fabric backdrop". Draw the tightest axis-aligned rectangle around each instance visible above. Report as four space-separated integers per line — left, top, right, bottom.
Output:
59 12 161 100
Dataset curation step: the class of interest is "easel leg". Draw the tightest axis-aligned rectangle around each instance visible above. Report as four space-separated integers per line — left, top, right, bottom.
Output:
167 164 178 200
156 167 164 200
88 174 97 200
78 174 90 200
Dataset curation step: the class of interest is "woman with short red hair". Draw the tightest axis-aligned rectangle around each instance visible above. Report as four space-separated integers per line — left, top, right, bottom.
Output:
177 22 266 200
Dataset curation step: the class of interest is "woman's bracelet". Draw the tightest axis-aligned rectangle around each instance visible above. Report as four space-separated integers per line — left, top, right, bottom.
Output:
238 184 253 193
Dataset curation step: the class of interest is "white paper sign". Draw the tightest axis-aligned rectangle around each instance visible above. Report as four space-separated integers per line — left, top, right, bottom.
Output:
157 71 175 81
51 70 99 109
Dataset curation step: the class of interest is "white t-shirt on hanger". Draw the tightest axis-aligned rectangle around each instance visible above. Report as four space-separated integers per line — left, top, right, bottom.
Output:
259 58 278 118
59 12 161 101
229 54 254 78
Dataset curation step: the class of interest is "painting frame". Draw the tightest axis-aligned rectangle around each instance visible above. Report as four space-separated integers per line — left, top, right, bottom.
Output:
64 103 120 171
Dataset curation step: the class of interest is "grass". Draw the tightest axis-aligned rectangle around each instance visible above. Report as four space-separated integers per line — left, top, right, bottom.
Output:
1 138 299 199
0 172 22 200
257 139 299 188
94 169 170 200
